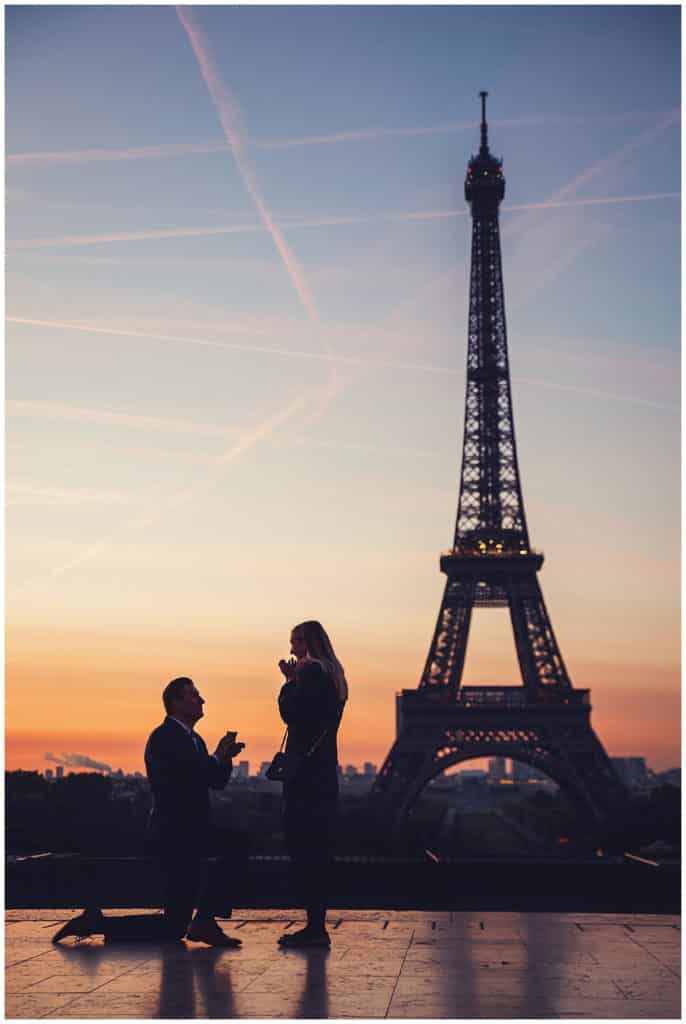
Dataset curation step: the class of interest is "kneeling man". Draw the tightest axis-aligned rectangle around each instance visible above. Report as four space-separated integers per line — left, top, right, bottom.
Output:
53 677 246 947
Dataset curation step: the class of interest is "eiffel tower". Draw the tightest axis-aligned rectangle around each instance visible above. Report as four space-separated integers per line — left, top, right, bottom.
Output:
374 93 626 827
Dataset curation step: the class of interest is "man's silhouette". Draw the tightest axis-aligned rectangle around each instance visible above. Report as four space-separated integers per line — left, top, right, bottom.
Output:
53 677 246 947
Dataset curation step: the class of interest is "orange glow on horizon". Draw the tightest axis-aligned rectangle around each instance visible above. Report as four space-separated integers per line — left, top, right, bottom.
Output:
6 632 680 776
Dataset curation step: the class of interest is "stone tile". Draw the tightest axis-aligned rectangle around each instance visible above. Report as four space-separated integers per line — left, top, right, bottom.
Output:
543 996 680 1019
6 947 62 968
196 990 393 1018
394 970 626 1002
326 957 405 977
244 970 396 997
612 977 681 1001
265 954 402 978
5 962 67 993
26 967 141 994
5 992 83 1019
387 995 578 1019
608 965 678 981
41 993 167 1018
96 963 259 995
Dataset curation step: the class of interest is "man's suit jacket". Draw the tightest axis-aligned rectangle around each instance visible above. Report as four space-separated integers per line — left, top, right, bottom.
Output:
144 717 232 847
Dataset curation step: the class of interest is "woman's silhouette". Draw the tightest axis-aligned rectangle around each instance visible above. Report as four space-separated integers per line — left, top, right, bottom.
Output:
276 620 347 948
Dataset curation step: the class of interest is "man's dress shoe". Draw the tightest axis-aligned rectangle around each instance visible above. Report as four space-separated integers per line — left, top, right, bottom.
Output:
52 908 105 943
186 918 242 947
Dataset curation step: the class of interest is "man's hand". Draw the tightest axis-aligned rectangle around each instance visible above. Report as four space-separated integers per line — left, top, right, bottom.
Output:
214 735 245 763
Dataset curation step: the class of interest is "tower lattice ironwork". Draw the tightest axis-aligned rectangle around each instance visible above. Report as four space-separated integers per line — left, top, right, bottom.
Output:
373 93 625 825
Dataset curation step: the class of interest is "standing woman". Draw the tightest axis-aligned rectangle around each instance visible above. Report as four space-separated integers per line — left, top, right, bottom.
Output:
276 620 348 948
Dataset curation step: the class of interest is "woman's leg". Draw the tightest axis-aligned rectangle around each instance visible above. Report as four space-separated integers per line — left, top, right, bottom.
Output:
281 795 336 941
304 800 335 932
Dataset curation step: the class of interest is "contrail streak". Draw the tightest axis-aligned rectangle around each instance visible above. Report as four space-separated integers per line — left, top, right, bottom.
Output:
9 222 266 249
503 112 680 241
176 5 320 326
6 396 237 437
13 10 341 589
8 193 678 250
386 112 681 323
553 110 680 203
27 391 311 585
7 141 229 165
7 481 135 506
7 317 677 412
7 108 676 165
5 316 457 374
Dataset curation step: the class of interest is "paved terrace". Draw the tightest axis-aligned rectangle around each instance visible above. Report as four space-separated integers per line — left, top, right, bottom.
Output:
5 909 680 1019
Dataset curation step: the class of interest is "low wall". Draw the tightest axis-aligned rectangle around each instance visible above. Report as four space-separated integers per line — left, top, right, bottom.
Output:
6 855 680 914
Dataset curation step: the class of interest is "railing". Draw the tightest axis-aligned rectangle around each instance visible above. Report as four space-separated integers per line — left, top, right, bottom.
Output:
441 547 542 558
458 687 589 708
404 687 590 708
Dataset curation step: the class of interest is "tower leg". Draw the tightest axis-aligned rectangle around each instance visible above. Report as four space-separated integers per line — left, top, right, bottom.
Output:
508 576 571 692
419 580 476 690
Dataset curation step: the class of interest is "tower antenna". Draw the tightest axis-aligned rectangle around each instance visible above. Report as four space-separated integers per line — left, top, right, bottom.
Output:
479 90 489 154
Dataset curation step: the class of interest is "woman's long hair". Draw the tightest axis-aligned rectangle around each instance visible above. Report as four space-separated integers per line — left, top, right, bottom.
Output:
294 620 348 703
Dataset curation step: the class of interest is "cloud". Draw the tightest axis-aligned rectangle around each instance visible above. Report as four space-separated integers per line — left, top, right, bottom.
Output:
45 752 113 773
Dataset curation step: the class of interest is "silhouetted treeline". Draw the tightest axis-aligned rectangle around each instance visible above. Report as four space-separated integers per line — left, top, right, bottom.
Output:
5 771 680 860
6 771 150 856
600 785 681 855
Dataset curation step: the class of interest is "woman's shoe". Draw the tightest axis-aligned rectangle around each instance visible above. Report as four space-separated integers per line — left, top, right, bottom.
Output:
278 926 330 948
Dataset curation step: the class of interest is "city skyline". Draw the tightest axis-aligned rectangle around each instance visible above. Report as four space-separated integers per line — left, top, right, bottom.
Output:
6 6 680 777
33 752 673 794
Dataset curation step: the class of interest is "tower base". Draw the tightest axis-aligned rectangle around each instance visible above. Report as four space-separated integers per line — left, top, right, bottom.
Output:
373 687 627 826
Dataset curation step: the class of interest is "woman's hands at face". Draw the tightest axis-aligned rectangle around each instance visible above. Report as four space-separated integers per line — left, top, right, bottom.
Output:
278 657 297 680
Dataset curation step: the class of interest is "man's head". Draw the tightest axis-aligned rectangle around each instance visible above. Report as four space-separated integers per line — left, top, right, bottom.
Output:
163 677 205 726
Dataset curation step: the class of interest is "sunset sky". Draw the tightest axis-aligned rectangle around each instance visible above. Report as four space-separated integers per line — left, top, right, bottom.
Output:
6 5 680 777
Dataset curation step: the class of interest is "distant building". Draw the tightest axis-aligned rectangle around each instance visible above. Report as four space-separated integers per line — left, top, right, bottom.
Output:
611 757 649 789
44 768 53 780
236 761 250 781
488 757 506 781
363 763 377 777
344 765 358 778
258 762 272 779
56 766 64 779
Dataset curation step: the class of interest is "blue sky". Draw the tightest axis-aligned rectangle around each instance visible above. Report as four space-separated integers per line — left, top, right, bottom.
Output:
5 5 681 773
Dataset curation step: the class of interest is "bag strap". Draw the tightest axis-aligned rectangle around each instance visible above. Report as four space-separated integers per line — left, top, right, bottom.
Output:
279 728 288 753
305 729 328 757
305 703 344 758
